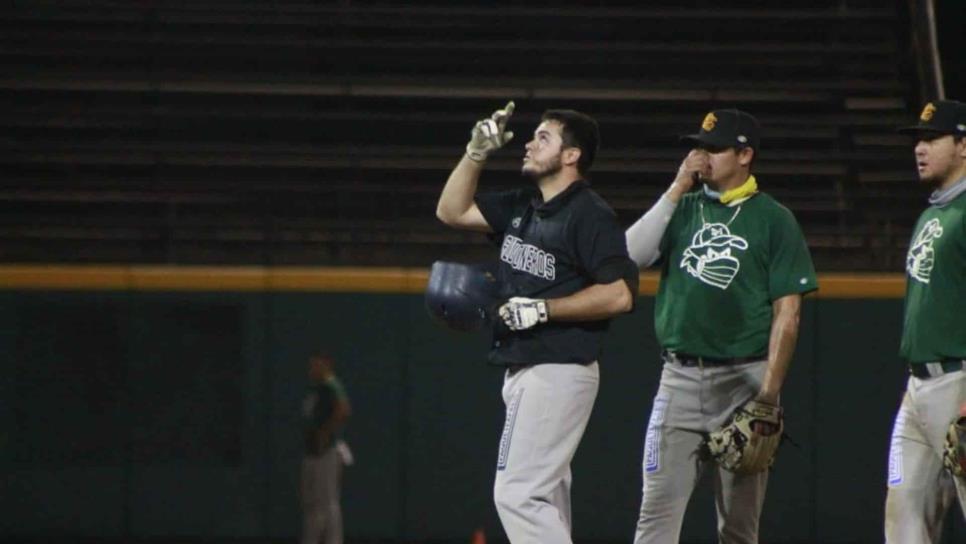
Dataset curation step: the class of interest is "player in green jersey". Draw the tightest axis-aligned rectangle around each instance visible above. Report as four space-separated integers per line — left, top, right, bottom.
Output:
625 109 817 543
885 99 966 543
301 353 352 544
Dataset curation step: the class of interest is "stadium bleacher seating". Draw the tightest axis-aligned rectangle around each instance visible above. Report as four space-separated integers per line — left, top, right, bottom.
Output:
0 1 928 269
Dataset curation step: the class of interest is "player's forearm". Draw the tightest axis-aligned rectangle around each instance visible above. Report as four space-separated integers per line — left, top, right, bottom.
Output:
665 179 693 204
317 414 347 441
546 279 633 321
436 154 485 225
759 295 802 404
626 194 676 267
316 400 351 440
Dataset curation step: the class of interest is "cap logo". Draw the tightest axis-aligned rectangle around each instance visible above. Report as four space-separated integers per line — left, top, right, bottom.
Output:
737 135 748 144
920 103 936 122
702 112 718 132
958 124 966 132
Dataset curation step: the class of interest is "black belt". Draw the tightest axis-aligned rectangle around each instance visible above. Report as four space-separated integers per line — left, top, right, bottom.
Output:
909 359 966 379
663 350 766 368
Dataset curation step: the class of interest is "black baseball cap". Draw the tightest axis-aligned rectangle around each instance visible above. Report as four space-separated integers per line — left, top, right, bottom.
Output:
681 109 761 150
898 100 966 137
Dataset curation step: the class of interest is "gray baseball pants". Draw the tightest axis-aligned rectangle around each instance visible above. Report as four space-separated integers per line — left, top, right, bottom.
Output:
885 369 966 543
634 357 769 544
301 447 343 544
493 362 599 544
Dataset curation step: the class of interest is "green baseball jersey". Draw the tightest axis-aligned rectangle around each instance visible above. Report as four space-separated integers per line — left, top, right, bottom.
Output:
900 191 966 363
303 376 349 455
655 191 818 358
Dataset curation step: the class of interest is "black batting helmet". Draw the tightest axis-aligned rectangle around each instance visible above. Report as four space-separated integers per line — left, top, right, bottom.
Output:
425 261 503 332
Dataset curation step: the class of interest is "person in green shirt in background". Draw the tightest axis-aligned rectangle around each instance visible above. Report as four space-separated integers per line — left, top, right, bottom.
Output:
301 352 352 544
625 109 817 543
885 99 966 543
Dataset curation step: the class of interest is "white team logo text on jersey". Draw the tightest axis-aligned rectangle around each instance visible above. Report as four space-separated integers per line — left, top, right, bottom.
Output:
906 218 943 284
501 234 556 280
680 223 749 289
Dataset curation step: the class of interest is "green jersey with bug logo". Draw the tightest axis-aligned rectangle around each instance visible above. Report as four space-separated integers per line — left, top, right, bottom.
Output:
900 190 966 363
655 190 817 358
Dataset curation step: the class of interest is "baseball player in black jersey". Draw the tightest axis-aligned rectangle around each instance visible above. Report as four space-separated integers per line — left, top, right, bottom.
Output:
435 102 639 543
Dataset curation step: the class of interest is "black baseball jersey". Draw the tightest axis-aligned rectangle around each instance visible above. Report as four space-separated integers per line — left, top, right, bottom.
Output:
475 180 638 366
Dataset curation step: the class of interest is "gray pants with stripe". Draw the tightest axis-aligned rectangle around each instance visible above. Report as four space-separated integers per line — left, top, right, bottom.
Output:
493 362 599 544
301 448 343 544
885 370 966 543
634 358 769 544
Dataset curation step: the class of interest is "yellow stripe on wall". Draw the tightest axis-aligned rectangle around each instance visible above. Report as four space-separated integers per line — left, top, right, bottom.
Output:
0 265 905 298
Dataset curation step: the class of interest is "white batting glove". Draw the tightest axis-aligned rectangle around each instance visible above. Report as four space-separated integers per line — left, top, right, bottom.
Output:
498 297 548 331
466 101 515 162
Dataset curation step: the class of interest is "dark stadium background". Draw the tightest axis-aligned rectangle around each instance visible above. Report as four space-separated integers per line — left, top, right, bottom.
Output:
1 1 964 543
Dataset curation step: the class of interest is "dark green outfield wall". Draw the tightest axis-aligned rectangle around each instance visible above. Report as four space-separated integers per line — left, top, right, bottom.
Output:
0 292 962 543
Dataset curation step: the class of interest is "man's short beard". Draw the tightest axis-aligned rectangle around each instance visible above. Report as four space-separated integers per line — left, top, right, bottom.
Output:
522 155 563 181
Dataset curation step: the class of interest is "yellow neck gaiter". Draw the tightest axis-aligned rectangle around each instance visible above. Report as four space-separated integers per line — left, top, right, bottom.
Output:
719 175 758 205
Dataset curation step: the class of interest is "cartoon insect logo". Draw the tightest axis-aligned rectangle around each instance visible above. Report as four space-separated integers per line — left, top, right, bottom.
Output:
906 218 943 284
680 223 749 289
